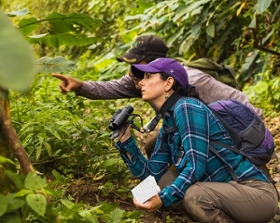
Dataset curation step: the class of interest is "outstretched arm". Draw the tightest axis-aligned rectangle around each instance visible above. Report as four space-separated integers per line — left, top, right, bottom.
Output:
52 73 142 100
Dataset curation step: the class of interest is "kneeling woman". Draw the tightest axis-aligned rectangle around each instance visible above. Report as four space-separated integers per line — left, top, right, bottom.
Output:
115 58 278 223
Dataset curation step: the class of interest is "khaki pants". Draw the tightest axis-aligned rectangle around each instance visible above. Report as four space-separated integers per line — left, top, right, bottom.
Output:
158 170 278 223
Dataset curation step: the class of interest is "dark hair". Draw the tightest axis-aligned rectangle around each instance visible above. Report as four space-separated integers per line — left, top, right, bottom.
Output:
159 72 201 100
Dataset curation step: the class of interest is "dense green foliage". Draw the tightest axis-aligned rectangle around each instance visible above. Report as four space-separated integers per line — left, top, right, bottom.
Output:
0 0 280 222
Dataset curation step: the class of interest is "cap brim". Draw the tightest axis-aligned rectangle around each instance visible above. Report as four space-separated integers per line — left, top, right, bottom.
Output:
131 64 162 79
117 52 144 64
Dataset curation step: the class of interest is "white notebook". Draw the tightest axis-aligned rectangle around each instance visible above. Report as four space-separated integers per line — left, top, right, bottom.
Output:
131 175 160 204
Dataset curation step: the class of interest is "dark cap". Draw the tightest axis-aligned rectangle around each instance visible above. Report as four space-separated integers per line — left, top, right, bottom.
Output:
117 35 169 64
132 58 191 89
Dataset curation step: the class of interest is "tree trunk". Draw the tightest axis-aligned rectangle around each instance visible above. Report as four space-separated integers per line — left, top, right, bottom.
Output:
0 89 35 194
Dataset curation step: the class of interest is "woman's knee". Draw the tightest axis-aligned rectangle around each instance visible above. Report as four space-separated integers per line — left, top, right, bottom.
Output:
183 184 217 221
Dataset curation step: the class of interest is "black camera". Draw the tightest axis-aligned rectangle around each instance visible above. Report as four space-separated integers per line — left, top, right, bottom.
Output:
109 105 134 131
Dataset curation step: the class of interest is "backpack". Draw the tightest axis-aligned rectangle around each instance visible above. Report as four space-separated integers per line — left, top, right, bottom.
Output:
178 58 238 89
208 100 275 168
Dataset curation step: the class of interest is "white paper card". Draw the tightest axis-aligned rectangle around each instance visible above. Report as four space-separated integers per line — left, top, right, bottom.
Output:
131 175 160 204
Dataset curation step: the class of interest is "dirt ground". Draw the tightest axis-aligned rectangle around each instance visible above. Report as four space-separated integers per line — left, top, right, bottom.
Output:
66 116 280 223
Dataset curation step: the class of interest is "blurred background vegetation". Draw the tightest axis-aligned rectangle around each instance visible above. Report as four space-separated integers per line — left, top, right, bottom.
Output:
0 0 280 222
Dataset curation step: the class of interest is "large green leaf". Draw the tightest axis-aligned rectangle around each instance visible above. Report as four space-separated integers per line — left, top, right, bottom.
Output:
239 51 260 82
0 9 35 92
35 56 77 73
28 33 101 48
26 193 47 217
45 12 104 34
18 17 39 36
24 172 46 190
257 0 273 14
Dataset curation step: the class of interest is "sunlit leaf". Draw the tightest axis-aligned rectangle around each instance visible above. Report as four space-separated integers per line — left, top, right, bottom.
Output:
15 189 31 197
100 158 123 168
7 8 30 17
35 56 77 73
179 36 194 54
206 21 215 37
109 209 125 223
0 9 35 92
60 199 75 209
24 173 47 190
166 28 185 47
257 0 273 14
0 156 16 166
254 81 269 94
173 4 189 21
26 193 47 217
28 33 100 48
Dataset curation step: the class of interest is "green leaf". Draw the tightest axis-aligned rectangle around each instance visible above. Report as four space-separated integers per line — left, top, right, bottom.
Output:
45 125 62 140
179 36 194 54
257 0 273 14
4 194 25 212
28 33 100 48
52 169 66 184
0 156 16 166
43 142 52 156
15 189 31 197
100 158 123 168
60 199 75 209
109 209 125 223
0 213 21 223
24 173 47 190
35 145 42 161
26 193 46 217
35 56 77 73
7 8 30 17
206 21 215 37
254 81 269 94
166 28 185 47
0 194 8 217
191 6 209 39
18 17 39 36
45 12 103 34
0 9 35 92
239 51 259 81
173 4 189 21
5 170 24 189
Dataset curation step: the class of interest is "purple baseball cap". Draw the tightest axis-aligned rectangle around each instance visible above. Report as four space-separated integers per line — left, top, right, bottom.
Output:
131 58 190 88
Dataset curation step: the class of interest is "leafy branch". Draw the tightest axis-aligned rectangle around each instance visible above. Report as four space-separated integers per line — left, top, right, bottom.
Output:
249 13 280 57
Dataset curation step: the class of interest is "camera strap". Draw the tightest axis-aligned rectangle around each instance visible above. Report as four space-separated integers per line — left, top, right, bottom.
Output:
144 93 182 132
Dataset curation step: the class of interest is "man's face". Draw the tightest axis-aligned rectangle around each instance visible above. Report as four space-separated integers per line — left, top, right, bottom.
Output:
128 60 147 90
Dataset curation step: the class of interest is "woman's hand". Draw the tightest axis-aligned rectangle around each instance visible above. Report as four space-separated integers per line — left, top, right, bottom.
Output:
117 124 132 143
133 194 163 212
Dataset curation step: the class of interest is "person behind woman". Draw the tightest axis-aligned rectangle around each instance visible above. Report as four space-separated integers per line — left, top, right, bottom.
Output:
115 58 278 223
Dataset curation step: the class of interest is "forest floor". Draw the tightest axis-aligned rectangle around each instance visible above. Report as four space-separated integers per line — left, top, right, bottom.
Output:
66 116 280 223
